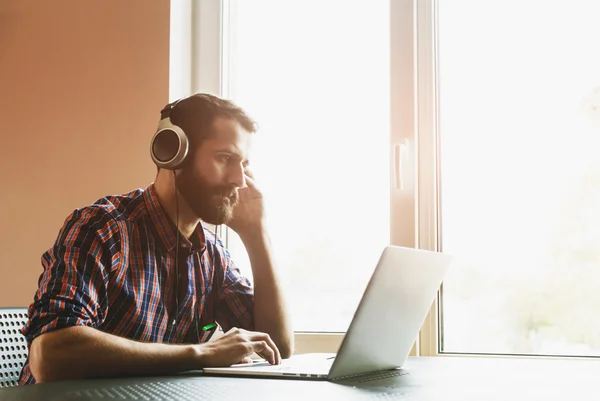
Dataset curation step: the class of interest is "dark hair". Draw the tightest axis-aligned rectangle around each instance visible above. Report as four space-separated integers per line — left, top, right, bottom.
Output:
156 93 257 171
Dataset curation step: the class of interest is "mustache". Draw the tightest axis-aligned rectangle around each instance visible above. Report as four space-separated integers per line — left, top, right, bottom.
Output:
214 187 239 202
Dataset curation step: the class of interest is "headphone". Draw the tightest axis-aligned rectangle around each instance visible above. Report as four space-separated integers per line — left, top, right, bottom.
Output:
150 99 189 170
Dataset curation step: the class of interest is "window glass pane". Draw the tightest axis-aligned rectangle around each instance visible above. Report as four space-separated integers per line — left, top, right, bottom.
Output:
225 0 390 332
439 0 600 355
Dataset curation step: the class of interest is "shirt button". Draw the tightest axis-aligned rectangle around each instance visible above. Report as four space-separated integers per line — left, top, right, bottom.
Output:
172 319 176 326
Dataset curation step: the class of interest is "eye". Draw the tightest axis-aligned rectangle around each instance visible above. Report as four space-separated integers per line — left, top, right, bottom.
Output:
218 154 231 163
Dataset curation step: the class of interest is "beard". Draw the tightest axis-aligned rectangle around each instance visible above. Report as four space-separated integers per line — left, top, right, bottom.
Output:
176 168 239 225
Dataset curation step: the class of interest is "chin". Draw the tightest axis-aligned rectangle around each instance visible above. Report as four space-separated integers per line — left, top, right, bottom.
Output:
202 208 234 226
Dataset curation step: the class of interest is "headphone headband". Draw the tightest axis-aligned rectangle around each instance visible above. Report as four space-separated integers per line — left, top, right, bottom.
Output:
160 99 182 120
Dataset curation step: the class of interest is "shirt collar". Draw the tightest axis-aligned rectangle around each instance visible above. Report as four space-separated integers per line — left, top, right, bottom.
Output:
143 184 206 254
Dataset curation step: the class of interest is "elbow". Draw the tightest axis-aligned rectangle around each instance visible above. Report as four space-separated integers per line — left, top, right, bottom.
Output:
29 331 74 383
280 347 293 360
29 335 55 383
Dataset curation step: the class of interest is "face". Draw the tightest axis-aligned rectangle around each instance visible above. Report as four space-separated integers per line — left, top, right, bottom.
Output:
176 117 252 225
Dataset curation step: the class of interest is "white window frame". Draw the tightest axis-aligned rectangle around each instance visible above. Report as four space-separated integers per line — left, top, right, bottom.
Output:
414 0 441 357
170 0 440 355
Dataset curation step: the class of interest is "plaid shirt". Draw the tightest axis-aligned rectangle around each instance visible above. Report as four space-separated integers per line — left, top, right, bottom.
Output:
19 185 254 385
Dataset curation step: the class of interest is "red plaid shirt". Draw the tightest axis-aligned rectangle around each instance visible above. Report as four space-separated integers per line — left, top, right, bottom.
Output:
19 185 254 385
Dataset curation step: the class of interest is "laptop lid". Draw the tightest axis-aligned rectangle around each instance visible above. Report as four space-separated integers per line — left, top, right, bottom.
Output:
327 245 451 379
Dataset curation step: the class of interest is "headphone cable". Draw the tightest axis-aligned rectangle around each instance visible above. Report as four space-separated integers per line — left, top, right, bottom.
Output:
173 171 180 341
173 170 203 345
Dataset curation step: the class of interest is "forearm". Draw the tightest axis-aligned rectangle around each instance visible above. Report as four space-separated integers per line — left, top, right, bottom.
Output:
29 326 198 383
240 229 294 358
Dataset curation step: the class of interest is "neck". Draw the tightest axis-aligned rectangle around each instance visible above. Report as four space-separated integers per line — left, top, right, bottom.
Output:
153 171 200 239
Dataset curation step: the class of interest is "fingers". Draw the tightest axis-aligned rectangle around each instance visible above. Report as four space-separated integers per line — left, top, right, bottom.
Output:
238 356 254 365
239 178 262 200
242 167 261 192
264 334 282 365
242 173 257 191
249 333 281 365
250 341 277 365
243 165 255 179
221 328 281 365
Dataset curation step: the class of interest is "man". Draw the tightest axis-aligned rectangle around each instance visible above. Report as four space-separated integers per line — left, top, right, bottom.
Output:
19 93 293 384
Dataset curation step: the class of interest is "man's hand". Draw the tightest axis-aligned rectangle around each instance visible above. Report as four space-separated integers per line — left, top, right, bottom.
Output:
197 327 281 367
227 167 265 236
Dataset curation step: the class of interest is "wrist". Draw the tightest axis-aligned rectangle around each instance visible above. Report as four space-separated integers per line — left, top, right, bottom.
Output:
186 343 209 370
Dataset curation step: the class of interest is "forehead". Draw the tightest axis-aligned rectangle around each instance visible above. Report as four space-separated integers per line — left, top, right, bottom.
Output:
201 117 253 157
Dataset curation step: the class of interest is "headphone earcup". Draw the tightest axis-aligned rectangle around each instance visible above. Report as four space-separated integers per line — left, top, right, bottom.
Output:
150 119 189 170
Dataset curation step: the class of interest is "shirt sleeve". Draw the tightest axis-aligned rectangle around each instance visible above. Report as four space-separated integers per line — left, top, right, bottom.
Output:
214 245 255 333
22 207 120 344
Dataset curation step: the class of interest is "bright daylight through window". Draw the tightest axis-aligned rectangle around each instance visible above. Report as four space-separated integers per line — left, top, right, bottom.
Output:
439 0 600 356
223 0 391 332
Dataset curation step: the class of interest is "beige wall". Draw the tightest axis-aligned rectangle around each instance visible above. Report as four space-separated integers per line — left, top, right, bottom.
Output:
0 1 170 306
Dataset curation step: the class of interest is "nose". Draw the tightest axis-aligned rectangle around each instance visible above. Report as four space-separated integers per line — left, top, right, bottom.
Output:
228 163 247 189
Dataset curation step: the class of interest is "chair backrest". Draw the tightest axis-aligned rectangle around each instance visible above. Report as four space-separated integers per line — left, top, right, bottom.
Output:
0 307 28 388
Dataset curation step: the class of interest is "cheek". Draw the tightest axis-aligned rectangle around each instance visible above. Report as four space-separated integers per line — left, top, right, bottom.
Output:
194 160 226 184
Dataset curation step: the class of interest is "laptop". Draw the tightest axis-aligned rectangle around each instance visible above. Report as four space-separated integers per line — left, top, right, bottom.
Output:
203 245 452 381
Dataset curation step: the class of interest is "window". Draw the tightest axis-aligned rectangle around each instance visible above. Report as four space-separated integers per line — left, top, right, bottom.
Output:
171 0 422 349
174 0 600 357
438 0 600 356
223 0 391 332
